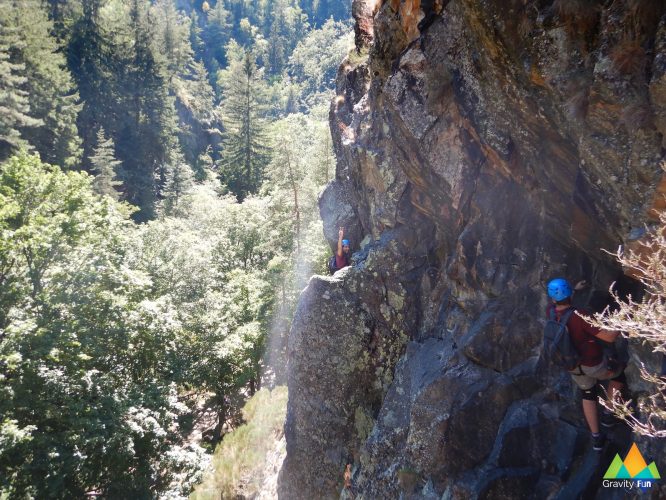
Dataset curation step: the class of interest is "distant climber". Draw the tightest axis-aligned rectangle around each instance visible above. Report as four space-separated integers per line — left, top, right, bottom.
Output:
545 278 628 451
328 227 351 275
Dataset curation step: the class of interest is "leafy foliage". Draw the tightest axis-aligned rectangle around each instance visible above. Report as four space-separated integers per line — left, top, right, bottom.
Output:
0 152 202 498
1 0 350 496
287 18 353 106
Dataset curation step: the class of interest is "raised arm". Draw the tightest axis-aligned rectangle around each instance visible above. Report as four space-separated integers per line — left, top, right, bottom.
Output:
337 227 344 257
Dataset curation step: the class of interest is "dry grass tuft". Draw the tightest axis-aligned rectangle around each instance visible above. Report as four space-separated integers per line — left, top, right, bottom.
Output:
191 386 288 499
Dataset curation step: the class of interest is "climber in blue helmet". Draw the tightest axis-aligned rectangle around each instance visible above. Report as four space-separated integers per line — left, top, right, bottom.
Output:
336 227 351 270
545 277 627 451
328 227 352 275
547 278 572 302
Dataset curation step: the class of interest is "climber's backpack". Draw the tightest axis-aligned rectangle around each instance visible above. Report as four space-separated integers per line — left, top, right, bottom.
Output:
328 254 342 275
543 307 581 371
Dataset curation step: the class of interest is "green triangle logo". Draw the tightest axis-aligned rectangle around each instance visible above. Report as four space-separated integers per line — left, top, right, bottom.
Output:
604 454 624 478
648 462 661 479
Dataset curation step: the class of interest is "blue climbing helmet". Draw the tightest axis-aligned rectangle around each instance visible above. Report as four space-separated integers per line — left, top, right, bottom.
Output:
342 239 350 247
547 278 572 301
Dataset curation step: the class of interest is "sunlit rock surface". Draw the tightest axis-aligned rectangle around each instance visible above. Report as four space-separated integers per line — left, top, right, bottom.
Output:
279 1 666 498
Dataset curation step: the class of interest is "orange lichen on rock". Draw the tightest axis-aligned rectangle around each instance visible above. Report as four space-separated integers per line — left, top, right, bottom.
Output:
384 1 447 44
399 0 424 42
530 64 547 87
344 464 352 488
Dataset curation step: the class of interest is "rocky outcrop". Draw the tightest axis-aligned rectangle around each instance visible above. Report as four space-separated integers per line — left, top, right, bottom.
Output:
280 1 666 498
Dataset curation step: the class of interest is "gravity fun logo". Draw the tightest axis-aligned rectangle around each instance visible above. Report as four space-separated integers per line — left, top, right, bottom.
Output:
603 443 661 490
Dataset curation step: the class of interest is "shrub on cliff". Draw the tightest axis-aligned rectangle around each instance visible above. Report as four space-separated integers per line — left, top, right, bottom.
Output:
588 197 666 438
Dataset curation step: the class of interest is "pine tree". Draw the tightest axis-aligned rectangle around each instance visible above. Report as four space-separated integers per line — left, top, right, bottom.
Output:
68 0 112 166
44 0 81 42
217 45 271 200
311 0 351 27
151 0 192 78
259 0 277 36
0 9 40 158
161 151 194 215
9 0 82 168
267 14 286 75
262 0 309 76
114 0 180 220
194 145 214 181
89 127 122 199
226 0 248 23
202 0 231 69
189 10 205 62
285 83 299 114
175 59 216 166
186 60 216 120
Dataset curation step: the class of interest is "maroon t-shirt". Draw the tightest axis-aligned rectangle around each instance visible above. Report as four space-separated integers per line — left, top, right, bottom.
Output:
547 305 603 367
336 253 350 270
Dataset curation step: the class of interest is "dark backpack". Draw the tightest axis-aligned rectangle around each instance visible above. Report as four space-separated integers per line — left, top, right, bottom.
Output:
543 307 581 371
328 255 338 275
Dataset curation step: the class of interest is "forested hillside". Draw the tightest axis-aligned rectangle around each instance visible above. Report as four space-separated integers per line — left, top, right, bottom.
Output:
0 0 352 497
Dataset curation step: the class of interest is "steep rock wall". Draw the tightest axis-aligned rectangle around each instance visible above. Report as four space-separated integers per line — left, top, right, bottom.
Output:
280 1 666 498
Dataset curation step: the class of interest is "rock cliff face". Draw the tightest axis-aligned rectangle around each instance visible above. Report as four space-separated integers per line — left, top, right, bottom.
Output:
279 1 666 498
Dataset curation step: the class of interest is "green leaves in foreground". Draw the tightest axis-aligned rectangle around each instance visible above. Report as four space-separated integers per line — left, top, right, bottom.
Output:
0 154 288 497
0 153 203 498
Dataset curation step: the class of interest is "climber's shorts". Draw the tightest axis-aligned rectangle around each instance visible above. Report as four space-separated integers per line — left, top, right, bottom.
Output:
569 362 624 391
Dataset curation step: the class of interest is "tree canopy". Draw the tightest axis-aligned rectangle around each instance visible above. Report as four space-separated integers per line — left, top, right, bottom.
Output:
0 0 352 496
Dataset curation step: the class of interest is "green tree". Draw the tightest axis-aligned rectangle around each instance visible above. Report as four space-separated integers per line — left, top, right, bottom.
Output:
311 0 351 27
67 0 113 168
151 0 193 79
174 59 218 166
202 0 231 71
4 0 82 168
161 152 195 215
265 0 308 75
217 45 271 200
0 9 41 159
114 0 180 220
194 145 215 181
265 108 331 272
44 0 82 41
0 153 202 498
287 18 353 103
189 9 205 62
130 185 275 443
89 126 122 199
